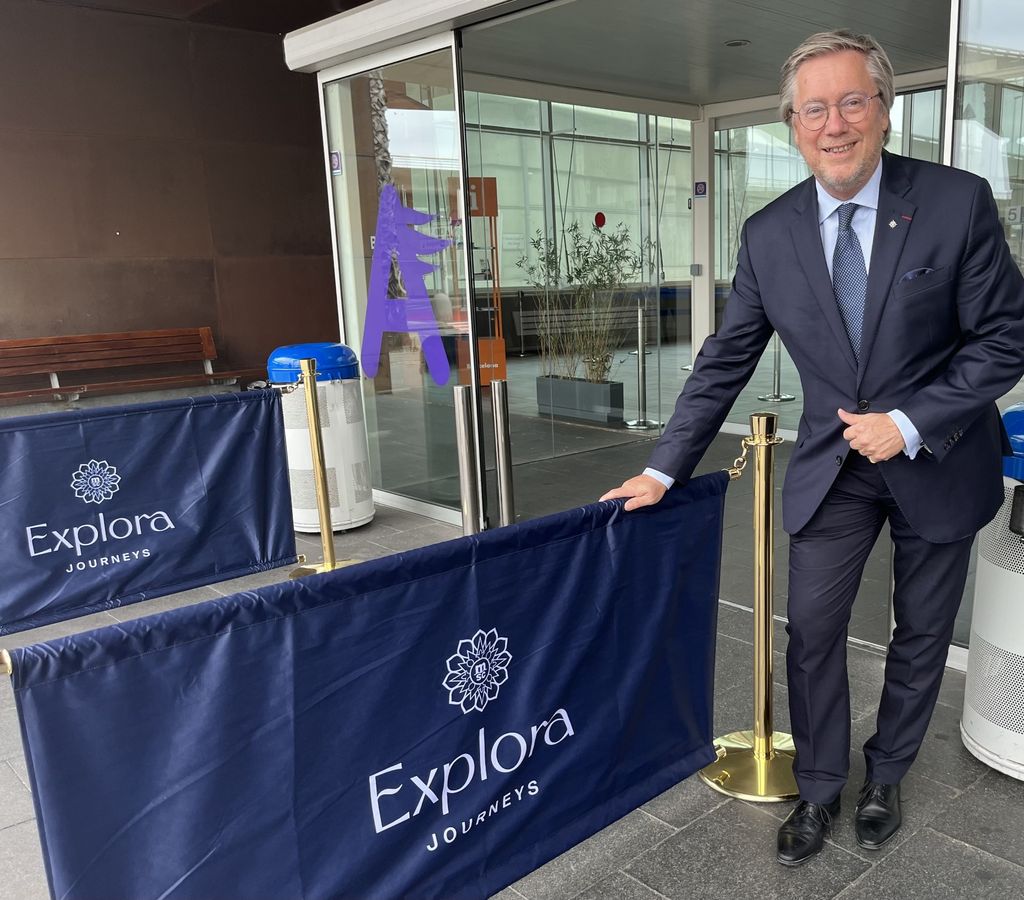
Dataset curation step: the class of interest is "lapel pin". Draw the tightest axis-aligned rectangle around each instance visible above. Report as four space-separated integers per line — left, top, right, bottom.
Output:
889 219 897 229
901 214 913 222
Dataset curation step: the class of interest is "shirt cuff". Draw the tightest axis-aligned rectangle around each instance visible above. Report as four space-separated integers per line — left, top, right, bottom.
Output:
888 409 924 460
643 467 676 489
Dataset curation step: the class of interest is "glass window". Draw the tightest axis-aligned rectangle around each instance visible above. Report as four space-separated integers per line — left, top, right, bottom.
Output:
954 0 1024 648
552 138 643 243
464 130 546 288
909 90 943 162
551 103 640 141
464 91 543 130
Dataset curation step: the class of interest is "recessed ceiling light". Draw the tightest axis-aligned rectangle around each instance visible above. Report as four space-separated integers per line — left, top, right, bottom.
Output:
724 39 750 48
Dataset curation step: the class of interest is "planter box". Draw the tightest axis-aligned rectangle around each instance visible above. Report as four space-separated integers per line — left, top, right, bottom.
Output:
536 375 624 425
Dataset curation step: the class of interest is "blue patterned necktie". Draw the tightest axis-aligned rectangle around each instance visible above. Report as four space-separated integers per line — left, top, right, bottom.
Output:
832 202 867 361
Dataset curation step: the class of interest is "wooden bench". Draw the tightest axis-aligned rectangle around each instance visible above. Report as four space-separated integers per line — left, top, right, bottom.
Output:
0 327 266 405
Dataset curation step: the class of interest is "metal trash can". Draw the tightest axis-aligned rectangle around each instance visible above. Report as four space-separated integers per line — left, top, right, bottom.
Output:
962 404 1024 779
268 342 374 532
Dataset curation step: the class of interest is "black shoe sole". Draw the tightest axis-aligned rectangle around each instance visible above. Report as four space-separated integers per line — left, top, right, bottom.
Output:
776 852 820 867
855 827 900 851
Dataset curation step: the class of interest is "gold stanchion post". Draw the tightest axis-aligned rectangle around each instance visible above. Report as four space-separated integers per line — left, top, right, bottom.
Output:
290 359 355 578
700 411 799 801
1 648 11 677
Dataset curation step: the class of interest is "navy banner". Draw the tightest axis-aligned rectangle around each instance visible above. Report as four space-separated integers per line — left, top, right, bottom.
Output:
0 390 296 633
12 472 726 899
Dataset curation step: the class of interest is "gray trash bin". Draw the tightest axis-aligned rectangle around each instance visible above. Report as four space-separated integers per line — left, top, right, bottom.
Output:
268 342 374 532
962 403 1024 779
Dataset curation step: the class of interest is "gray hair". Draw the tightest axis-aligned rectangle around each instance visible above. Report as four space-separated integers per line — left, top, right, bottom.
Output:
779 30 895 142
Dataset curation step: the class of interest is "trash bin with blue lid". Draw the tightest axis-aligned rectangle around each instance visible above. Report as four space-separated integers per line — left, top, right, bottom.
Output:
962 403 1024 780
268 343 374 532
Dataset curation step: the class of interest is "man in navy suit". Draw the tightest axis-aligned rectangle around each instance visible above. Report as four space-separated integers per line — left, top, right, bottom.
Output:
603 30 1024 865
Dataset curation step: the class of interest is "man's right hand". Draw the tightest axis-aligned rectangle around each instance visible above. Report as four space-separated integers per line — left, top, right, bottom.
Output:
599 474 668 512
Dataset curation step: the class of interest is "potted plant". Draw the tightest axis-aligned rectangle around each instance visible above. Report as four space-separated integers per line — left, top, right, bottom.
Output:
517 221 649 425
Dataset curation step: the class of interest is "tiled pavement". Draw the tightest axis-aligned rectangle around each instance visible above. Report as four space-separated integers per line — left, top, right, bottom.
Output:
2 492 1023 897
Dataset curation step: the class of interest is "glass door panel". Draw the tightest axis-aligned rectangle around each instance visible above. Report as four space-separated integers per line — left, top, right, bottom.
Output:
459 82 692 522
952 4 1024 650
715 120 808 433
323 48 470 514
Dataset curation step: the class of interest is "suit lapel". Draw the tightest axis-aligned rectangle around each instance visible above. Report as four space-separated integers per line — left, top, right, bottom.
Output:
789 179 858 375
858 153 916 385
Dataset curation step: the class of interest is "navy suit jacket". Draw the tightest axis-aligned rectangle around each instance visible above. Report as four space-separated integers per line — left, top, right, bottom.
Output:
648 151 1024 542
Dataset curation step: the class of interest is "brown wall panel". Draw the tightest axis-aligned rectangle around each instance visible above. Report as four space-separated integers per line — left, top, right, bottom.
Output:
190 27 321 147
0 132 212 258
0 258 216 339
215 257 339 367
76 137 214 258
0 131 85 258
0 2 336 380
0 1 195 139
204 142 331 257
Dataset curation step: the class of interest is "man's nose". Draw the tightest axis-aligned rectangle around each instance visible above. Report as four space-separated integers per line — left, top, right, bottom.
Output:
822 104 849 133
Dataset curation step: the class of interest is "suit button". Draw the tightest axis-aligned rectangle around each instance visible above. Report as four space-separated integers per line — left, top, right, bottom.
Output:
857 399 870 411
836 455 843 466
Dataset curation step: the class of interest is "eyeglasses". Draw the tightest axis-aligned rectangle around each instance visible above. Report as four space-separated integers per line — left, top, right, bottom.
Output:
788 92 882 130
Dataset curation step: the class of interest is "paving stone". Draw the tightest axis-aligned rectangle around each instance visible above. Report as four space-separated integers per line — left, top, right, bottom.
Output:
365 522 463 554
0 821 49 900
574 870 668 900
935 667 966 713
509 809 673 900
0 760 35 830
0 676 14 712
5 756 30 792
931 769 1024 867
642 772 731 829
0 705 26 762
852 698 989 792
833 827 1024 900
626 800 868 899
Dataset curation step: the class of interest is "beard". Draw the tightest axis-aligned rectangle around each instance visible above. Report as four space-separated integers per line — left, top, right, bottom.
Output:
809 130 886 199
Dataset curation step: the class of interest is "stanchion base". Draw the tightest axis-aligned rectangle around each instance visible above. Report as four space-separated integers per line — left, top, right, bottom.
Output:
625 419 662 430
289 560 358 578
756 393 796 402
698 730 799 802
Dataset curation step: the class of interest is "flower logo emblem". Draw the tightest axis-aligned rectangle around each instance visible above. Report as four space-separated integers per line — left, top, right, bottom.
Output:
70 459 121 505
443 628 512 714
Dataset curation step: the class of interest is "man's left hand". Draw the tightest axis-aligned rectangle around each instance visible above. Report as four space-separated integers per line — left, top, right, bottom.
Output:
837 408 906 463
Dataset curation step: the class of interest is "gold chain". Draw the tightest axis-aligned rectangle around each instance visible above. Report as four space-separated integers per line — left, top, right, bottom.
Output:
727 437 753 480
726 433 783 480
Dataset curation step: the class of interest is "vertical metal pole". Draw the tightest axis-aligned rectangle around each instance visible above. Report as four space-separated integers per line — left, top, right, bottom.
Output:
454 385 482 536
758 335 795 402
699 411 798 801
491 380 515 527
302 360 337 568
1 648 11 677
751 412 776 764
627 300 661 429
290 359 354 578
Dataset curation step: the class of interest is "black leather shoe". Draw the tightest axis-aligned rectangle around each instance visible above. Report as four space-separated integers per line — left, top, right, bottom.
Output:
776 797 841 866
855 781 901 849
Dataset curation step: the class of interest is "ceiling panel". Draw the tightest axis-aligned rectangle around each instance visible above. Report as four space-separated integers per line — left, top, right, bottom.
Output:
39 0 368 33
461 0 950 106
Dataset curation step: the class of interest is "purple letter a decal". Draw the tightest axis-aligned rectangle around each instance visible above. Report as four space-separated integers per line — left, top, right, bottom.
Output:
361 184 453 386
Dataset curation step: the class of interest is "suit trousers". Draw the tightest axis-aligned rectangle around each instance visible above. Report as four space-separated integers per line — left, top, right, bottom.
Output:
785 452 974 803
